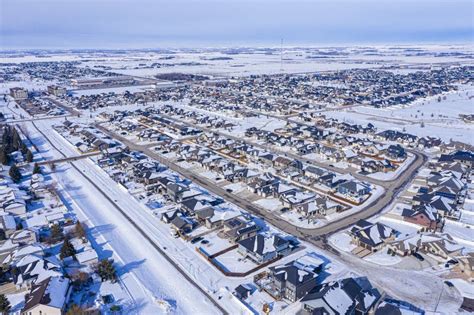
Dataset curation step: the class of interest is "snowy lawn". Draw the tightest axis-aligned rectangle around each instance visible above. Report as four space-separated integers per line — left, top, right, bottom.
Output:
443 220 474 250
253 197 282 212
213 248 259 273
280 210 323 228
364 248 402 266
199 233 234 256
377 216 422 238
328 232 357 253
223 182 247 194
449 279 474 299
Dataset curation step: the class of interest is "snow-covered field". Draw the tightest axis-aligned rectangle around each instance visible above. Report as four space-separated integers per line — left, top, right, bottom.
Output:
324 85 474 144
71 85 155 97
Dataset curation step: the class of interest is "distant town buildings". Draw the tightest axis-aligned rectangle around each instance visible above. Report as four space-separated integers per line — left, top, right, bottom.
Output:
9 87 28 100
47 85 67 97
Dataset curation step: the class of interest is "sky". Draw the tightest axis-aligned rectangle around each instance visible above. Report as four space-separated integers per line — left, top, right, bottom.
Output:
0 0 473 49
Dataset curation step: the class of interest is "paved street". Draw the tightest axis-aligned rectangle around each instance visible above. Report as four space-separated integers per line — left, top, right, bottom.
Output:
28 121 229 315
95 124 460 313
19 104 459 313
96 123 427 240
155 111 422 188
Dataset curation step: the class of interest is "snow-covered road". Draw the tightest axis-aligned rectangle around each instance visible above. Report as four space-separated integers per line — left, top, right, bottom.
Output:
21 117 467 314
24 120 226 315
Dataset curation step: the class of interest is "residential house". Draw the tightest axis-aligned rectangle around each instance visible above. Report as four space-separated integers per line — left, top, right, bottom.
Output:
337 180 371 202
267 261 319 302
21 276 71 315
0 214 16 238
295 197 342 217
388 235 421 257
350 219 397 252
401 204 440 231
222 218 260 243
13 254 62 289
299 278 380 315
10 229 37 246
170 216 194 234
237 234 290 264
386 144 407 161
420 234 464 260
166 182 190 202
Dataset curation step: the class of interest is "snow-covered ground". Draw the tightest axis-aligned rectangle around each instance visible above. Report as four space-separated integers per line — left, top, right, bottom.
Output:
323 85 474 144
328 232 357 253
443 220 474 251
71 85 155 97
449 279 474 299
2 46 472 313
367 153 416 181
24 120 223 315
23 118 357 314
6 106 464 314
364 248 402 266
253 197 282 212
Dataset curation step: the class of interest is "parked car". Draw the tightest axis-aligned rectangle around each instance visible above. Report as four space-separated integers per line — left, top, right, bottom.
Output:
191 236 203 244
280 207 290 213
413 252 424 261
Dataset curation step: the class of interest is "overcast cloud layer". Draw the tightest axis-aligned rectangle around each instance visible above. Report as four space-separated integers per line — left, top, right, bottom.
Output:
1 0 473 49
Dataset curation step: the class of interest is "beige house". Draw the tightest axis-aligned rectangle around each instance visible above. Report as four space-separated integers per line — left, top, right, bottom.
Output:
22 277 70 315
457 253 474 278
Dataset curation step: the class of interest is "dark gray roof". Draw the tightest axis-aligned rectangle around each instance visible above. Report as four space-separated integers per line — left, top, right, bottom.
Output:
270 262 317 286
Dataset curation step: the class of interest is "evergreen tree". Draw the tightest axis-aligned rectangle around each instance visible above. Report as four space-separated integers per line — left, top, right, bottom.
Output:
3 143 12 155
20 142 28 155
75 221 86 240
2 128 10 148
71 271 90 289
0 294 11 314
9 164 21 183
60 237 76 260
26 150 33 163
50 223 63 241
11 129 20 151
97 259 117 282
33 163 41 174
0 148 8 165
